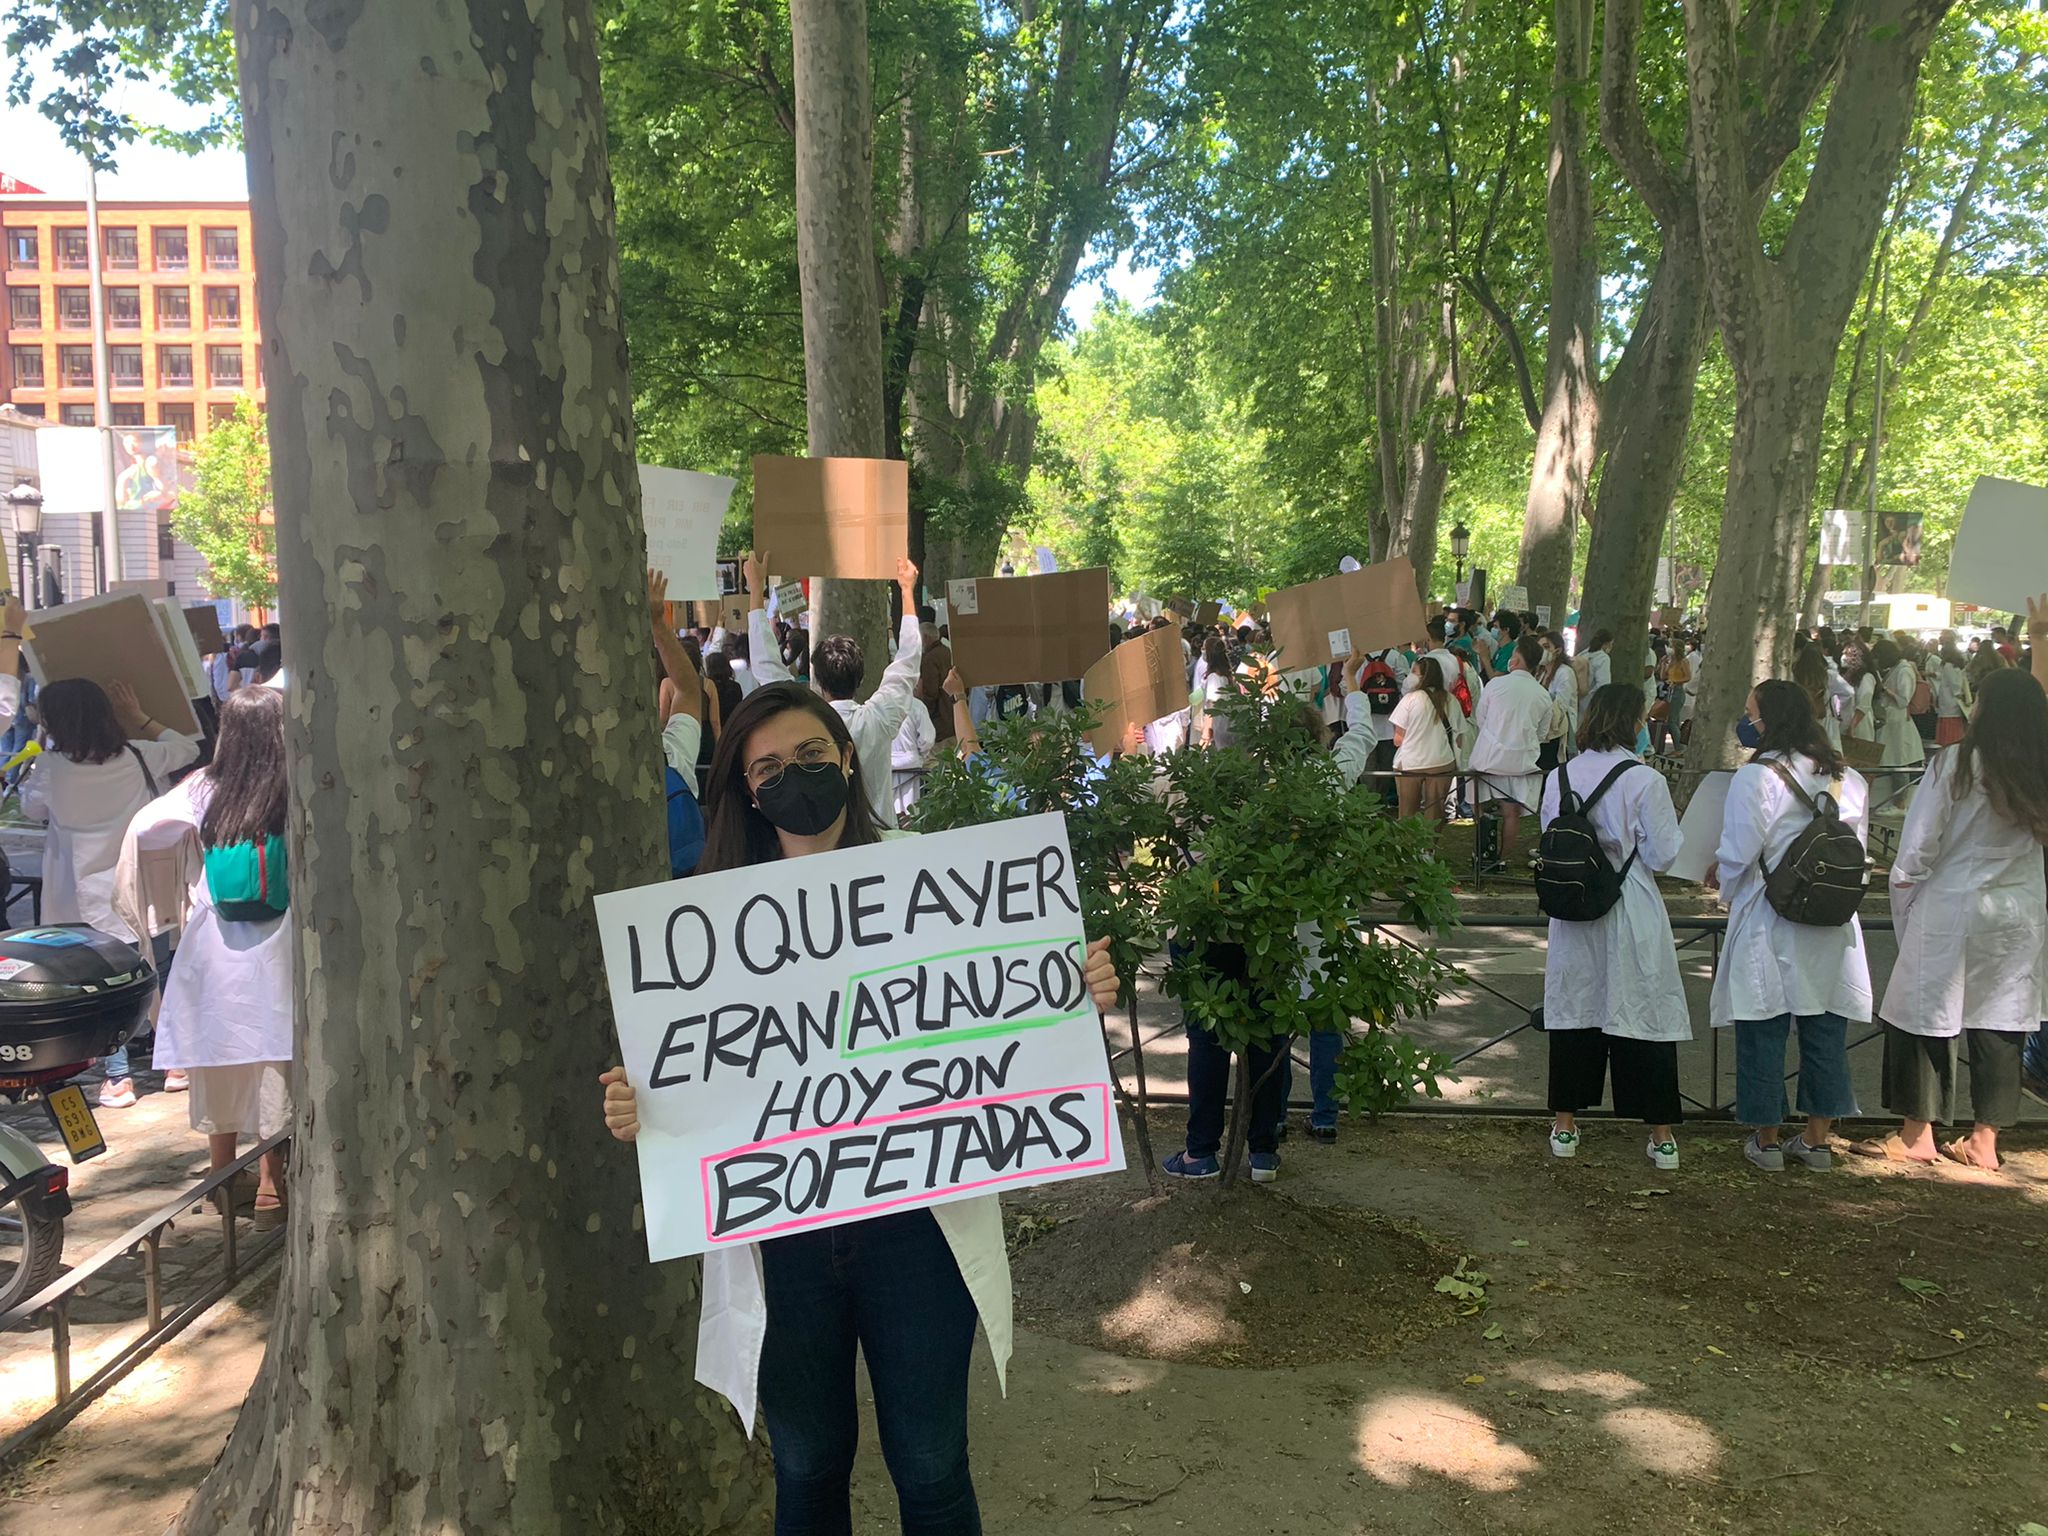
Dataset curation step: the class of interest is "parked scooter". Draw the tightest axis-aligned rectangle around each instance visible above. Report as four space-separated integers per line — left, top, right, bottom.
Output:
0 926 159 1315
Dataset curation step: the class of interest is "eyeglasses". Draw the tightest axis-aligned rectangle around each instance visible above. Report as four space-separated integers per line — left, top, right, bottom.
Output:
744 736 838 793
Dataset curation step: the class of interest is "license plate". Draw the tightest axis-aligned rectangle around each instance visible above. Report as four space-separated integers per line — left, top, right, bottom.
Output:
43 1085 106 1164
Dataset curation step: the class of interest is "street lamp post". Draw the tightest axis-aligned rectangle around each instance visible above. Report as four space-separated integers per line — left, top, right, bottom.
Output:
1450 521 1471 585
5 483 43 610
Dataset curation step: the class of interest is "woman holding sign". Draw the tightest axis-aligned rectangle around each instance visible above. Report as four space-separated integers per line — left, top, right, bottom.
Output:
598 681 1122 1534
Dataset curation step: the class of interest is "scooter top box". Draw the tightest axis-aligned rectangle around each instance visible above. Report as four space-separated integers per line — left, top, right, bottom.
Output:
0 926 156 1076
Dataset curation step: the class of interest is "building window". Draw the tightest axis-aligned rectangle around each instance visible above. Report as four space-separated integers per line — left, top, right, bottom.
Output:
104 226 139 269
208 400 235 425
108 286 142 329
159 517 177 562
153 227 188 271
14 403 43 419
109 345 143 388
204 285 240 329
60 404 94 426
8 288 39 328
159 403 195 440
6 227 37 269
159 344 194 388
59 345 94 388
55 228 88 270
112 402 147 427
57 287 91 329
202 227 239 271
9 346 43 388
207 345 243 389
156 285 191 329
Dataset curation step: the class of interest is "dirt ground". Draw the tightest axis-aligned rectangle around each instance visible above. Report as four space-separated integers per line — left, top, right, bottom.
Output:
852 1112 2048 1536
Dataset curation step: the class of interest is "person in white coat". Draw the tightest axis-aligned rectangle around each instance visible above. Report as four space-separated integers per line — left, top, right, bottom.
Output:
1389 656 1458 823
1930 639 1972 748
20 676 201 1108
1468 635 1553 865
139 687 294 1225
1540 684 1690 1169
745 549 923 826
889 688 936 820
598 684 1123 1529
1866 668 2048 1171
1843 645 1878 745
1708 681 1871 1172
1871 638 1925 803
1538 637 1578 771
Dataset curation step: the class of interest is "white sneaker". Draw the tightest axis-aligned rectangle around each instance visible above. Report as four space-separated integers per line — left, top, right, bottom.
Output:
1549 1127 1579 1159
1743 1133 1785 1172
1780 1133 1832 1171
1646 1138 1679 1171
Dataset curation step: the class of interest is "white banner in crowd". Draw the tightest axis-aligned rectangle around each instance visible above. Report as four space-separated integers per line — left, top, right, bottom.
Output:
1946 476 2048 616
1817 507 1863 566
638 465 735 599
595 813 1124 1261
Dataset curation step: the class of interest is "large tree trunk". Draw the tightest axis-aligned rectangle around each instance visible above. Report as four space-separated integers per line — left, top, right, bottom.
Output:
1515 0 1599 619
1576 235 1708 653
1680 0 1954 770
792 0 895 673
177 2 768 1531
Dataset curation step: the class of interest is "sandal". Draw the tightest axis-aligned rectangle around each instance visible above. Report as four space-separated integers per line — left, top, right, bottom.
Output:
1850 1133 1938 1164
1938 1139 1999 1172
252 1194 287 1232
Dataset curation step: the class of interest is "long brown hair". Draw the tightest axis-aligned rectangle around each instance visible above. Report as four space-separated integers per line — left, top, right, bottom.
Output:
1953 669 2048 842
1750 677 1844 777
1577 682 1645 754
697 682 884 872
200 687 288 847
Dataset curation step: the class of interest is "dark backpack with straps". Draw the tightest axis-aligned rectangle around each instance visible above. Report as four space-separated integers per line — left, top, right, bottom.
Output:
1760 759 1869 926
1535 761 1639 922
1358 658 1402 713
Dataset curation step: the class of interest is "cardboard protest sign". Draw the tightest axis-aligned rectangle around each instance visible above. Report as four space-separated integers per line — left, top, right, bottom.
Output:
637 466 733 599
1265 556 1425 668
752 455 909 580
153 600 208 700
595 813 1123 1259
1163 597 1195 620
183 604 227 656
24 592 201 736
692 596 748 633
1195 600 1223 627
1082 626 1188 754
948 568 1113 686
1947 477 2047 616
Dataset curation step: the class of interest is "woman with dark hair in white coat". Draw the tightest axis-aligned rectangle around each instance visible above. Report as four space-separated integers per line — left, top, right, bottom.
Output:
1709 680 1871 1172
1864 668 2048 1171
1541 684 1689 1169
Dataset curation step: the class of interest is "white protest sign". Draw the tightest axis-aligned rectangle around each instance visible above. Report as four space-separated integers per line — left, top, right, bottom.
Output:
1946 476 2048 617
1817 507 1863 567
1034 546 1058 574
595 813 1123 1260
1534 605 1552 630
1327 628 1352 659
1499 584 1528 613
638 465 735 599
774 580 807 618
1455 581 1471 607
947 578 981 617
1668 770 1734 885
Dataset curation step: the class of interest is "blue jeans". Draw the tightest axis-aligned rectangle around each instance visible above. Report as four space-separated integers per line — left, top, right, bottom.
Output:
1733 1013 1859 1126
1274 1031 1345 1132
2023 1028 2047 1084
758 1209 981 1535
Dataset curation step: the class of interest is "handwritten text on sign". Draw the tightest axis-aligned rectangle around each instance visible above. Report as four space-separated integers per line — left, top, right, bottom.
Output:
594 814 1124 1259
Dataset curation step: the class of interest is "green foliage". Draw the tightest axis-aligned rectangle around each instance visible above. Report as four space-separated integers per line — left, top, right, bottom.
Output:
170 394 276 607
918 678 1461 1125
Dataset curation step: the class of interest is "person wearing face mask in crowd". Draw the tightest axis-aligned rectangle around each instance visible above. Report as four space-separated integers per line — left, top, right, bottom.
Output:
599 682 1124 1535
744 549 924 826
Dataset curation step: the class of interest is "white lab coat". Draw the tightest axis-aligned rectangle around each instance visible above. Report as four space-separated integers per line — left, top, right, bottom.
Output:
1331 693 1375 787
1709 753 1873 1028
890 698 936 817
661 713 703 799
131 775 294 1070
1586 650 1613 691
1539 749 1690 1041
1877 662 1925 768
751 608 923 825
1388 690 1456 771
1848 674 1877 742
1880 748 2045 1037
1931 660 1971 720
1468 669 1551 811
1546 664 1579 750
20 732 202 941
692 829 1012 1435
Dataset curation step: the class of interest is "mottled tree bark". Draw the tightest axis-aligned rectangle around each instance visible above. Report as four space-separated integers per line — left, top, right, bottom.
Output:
792 0 894 672
175 2 769 1532
1681 0 1954 771
1514 0 1599 621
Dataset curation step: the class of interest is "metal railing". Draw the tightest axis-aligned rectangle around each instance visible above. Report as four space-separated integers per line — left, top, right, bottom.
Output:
0 1130 288 1466
1107 914 1907 1124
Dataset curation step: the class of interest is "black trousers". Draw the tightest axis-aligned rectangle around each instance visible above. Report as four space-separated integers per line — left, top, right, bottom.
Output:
1547 1029 1682 1125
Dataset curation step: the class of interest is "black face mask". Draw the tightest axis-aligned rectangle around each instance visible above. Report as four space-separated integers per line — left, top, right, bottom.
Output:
754 759 850 836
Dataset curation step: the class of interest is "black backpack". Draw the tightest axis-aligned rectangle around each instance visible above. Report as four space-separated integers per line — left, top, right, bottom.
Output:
1535 761 1640 922
1760 759 1869 926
